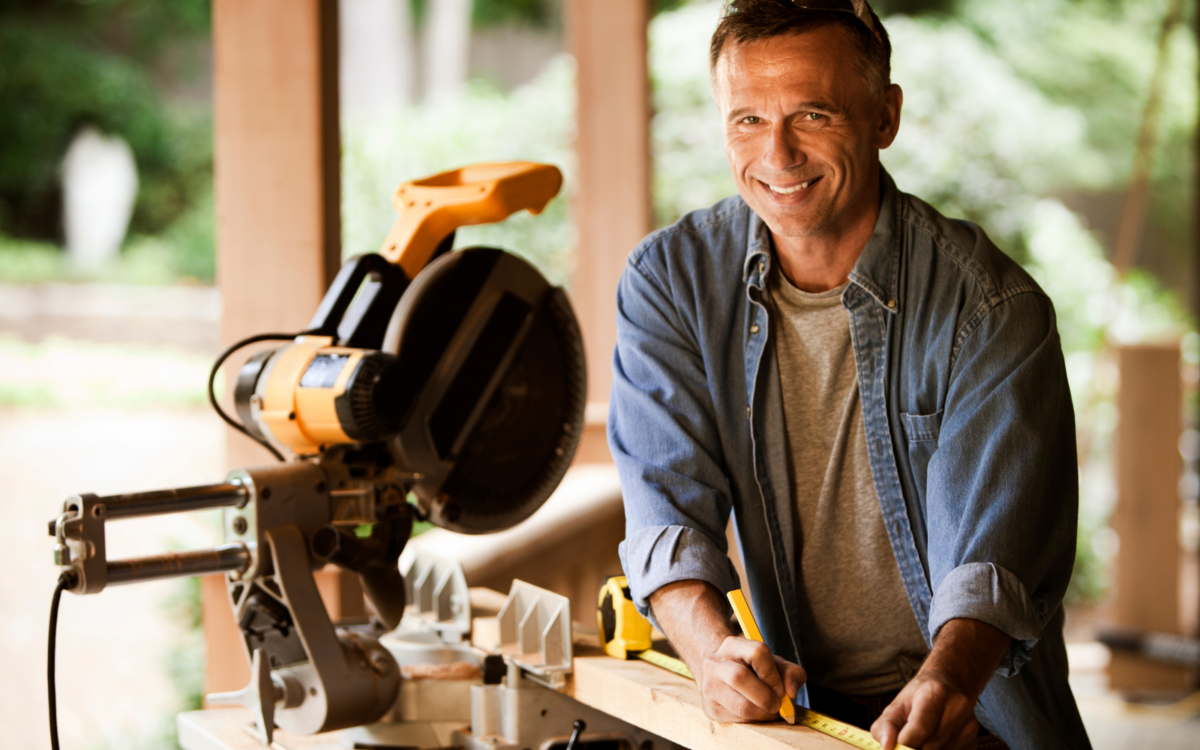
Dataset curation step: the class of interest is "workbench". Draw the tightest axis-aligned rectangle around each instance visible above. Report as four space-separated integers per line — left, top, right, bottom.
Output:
179 648 849 750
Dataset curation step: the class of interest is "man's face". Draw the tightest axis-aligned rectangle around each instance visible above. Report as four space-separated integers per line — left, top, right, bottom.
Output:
713 25 901 244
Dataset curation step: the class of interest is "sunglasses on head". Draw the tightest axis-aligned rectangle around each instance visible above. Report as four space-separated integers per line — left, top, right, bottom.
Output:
725 0 883 44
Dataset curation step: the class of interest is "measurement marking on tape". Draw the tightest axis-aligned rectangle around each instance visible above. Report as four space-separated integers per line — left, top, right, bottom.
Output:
798 709 912 750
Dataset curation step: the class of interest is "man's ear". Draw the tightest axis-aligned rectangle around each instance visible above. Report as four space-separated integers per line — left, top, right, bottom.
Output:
876 83 903 150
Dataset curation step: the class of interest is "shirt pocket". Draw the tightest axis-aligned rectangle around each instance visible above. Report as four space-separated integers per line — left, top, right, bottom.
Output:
900 410 943 503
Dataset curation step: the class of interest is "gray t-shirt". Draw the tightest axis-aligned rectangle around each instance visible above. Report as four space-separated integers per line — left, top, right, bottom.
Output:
768 270 929 696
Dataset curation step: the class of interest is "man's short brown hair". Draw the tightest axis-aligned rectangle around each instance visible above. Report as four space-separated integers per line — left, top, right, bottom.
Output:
710 0 892 96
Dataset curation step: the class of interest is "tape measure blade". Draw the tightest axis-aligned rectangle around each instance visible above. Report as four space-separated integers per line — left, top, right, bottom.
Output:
799 709 878 749
799 709 916 750
635 650 694 680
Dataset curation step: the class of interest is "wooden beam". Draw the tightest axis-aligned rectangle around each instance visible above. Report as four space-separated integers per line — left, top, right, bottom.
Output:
205 0 343 697
568 0 652 415
1108 343 1196 693
213 0 342 468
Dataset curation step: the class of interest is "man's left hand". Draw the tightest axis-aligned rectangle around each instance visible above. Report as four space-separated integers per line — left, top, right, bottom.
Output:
871 670 979 750
870 618 1012 750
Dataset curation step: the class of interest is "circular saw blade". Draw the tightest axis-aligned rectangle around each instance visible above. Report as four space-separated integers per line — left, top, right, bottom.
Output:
384 247 586 534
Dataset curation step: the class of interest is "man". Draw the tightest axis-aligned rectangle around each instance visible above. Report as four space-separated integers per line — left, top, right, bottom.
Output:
608 1 1091 748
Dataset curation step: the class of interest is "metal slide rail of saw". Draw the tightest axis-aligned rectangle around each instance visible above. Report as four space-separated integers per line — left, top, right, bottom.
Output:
53 455 414 744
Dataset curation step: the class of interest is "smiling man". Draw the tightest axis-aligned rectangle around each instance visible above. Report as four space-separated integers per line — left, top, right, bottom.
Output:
608 1 1091 749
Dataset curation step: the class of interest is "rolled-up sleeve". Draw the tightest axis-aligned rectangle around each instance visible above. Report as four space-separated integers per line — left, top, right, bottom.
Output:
609 248 740 626
924 291 1077 677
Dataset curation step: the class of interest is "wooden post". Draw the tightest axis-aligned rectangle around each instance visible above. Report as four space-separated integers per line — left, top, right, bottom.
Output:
213 0 342 469
205 0 342 698
1108 343 1197 693
568 0 652 464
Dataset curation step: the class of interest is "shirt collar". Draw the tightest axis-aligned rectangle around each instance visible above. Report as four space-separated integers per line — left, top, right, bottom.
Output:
741 168 902 314
742 211 772 283
847 168 902 314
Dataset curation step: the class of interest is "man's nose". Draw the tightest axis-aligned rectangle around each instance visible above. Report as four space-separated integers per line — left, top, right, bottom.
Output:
761 122 804 173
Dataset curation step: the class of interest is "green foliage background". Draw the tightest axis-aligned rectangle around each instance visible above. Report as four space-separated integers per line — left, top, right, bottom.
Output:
0 0 213 239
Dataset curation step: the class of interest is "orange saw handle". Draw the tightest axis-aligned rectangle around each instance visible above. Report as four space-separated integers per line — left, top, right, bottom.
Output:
378 161 563 278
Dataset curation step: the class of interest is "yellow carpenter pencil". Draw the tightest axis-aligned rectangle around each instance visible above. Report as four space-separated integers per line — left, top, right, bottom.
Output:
726 589 796 725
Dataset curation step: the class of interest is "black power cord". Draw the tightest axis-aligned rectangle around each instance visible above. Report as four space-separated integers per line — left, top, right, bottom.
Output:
49 570 77 750
564 719 587 750
207 332 314 462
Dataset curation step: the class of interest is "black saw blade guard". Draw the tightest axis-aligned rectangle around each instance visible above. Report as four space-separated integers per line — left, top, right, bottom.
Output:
383 247 586 534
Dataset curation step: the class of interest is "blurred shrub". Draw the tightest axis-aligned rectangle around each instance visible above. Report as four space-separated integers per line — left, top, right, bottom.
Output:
961 0 1197 286
0 197 213 285
0 236 66 284
0 1 212 241
123 186 216 283
342 63 575 286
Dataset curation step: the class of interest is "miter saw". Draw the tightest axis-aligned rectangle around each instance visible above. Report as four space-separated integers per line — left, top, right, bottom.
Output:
46 162 621 749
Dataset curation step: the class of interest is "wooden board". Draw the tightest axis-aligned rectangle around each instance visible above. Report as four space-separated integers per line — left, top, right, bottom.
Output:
570 655 849 750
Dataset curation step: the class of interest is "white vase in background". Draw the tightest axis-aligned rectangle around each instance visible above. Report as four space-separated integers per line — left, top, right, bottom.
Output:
61 126 139 268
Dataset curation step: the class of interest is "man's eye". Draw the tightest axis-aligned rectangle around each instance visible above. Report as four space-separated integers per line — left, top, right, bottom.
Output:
741 116 760 124
802 112 824 121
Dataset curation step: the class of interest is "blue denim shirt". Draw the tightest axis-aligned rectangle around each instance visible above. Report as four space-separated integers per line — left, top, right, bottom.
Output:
610 172 1090 749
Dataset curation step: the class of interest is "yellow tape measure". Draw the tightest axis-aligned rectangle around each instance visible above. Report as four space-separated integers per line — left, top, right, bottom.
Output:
596 578 912 750
635 648 693 679
796 709 903 750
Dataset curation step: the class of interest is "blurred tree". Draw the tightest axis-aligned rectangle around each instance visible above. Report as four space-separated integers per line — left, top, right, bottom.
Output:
461 0 689 29
0 0 212 242
959 0 1196 304
472 0 556 27
873 0 955 15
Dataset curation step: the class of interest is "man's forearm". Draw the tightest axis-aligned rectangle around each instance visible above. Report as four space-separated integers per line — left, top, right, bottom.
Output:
921 617 1011 697
648 579 737 679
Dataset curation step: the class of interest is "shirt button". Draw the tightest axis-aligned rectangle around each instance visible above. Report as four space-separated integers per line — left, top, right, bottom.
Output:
887 299 896 308
759 261 765 273
750 324 760 334
746 407 752 419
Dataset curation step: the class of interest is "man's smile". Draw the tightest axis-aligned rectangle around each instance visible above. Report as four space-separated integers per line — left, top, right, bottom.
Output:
759 175 823 197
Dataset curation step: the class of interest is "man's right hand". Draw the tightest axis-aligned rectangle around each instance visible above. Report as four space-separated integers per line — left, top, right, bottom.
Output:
648 580 806 722
700 635 807 722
